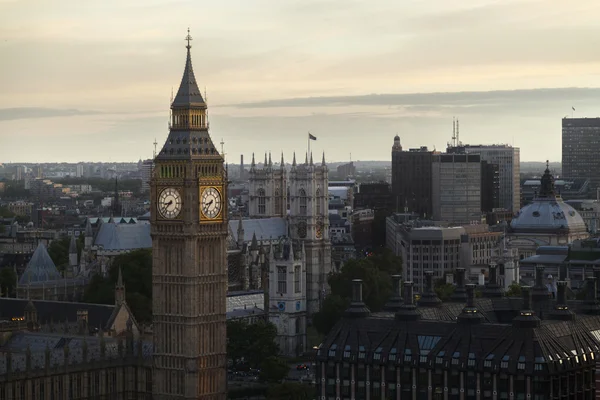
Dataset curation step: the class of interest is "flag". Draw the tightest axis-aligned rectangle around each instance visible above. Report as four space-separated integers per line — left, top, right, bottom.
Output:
572 106 576 111
309 133 317 141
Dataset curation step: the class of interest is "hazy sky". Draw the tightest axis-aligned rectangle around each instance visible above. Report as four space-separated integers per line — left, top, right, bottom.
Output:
2 0 600 163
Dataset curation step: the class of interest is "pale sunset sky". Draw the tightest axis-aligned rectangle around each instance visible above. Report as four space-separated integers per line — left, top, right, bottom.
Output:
1 0 600 163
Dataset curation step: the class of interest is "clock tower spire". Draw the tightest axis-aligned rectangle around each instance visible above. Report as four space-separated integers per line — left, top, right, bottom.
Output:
151 30 228 399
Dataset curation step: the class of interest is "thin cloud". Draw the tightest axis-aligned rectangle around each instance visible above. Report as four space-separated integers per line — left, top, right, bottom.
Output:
0 108 105 121
226 87 600 111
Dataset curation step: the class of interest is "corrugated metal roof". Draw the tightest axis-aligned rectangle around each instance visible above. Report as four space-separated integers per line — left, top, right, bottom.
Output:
19 243 62 284
94 223 151 251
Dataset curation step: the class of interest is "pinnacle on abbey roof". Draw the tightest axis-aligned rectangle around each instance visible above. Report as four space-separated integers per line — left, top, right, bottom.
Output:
171 28 206 109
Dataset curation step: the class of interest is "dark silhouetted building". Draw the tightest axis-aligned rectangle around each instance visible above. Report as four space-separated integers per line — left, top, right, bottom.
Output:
481 160 500 212
353 182 393 212
562 117 600 192
317 268 600 400
391 138 434 217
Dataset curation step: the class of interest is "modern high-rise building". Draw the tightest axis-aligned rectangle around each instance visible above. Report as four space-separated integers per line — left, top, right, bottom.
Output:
448 144 520 212
432 153 482 224
481 160 500 212
139 159 153 193
76 163 85 178
150 32 228 398
391 136 434 217
562 117 600 192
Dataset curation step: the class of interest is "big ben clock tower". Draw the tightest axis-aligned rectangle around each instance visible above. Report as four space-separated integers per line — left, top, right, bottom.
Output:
151 30 228 399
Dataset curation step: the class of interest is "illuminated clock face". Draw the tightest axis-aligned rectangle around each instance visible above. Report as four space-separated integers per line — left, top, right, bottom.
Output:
201 187 222 219
158 188 182 219
297 221 307 239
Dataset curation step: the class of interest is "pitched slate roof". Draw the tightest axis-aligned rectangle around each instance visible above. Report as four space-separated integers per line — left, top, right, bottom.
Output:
171 43 206 108
94 222 151 251
228 217 287 243
0 298 115 329
19 243 62 285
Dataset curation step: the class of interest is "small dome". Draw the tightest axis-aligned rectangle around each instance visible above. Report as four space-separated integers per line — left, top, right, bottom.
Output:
394 134 400 140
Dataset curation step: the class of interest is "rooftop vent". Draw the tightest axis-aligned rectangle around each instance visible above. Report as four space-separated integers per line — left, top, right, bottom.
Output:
450 268 468 302
418 271 442 307
395 281 420 321
383 275 403 312
343 279 371 318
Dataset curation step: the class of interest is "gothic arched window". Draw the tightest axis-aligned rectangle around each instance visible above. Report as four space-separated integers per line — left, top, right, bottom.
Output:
299 189 307 215
274 189 281 215
257 188 266 215
315 188 321 215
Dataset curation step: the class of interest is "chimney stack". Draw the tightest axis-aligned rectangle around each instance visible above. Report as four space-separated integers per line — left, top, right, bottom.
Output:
549 281 575 321
457 284 484 324
512 286 541 328
395 281 420 321
418 271 442 307
343 279 371 318
450 268 468 302
532 265 549 303
483 263 504 298
383 275 403 312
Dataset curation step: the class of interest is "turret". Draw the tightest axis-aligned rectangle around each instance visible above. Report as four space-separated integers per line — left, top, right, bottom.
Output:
84 218 93 249
115 266 126 306
236 216 244 248
68 235 78 269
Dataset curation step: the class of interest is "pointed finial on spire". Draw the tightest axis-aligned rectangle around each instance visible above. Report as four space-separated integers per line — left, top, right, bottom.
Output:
305 152 308 165
322 151 326 166
281 152 284 167
251 153 255 166
310 152 314 165
185 28 193 50
117 266 124 287
269 152 272 166
292 152 296 166
264 152 268 166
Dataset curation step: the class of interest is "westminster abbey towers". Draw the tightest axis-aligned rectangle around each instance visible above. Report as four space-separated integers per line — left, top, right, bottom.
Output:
151 31 228 399
249 152 332 315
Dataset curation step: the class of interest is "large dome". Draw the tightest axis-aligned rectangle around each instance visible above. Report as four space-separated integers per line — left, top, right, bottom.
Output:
511 162 587 233
510 199 587 233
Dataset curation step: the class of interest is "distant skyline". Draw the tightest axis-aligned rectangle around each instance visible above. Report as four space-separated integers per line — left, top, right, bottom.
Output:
2 0 600 163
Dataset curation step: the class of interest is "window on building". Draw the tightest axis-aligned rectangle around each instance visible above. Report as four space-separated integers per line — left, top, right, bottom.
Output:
316 188 321 215
274 189 281 214
277 266 287 294
257 188 266 214
294 265 301 293
299 189 307 215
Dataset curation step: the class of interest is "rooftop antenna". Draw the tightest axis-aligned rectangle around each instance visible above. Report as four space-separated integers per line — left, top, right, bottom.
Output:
220 138 225 156
456 119 460 146
452 117 456 147
153 138 158 159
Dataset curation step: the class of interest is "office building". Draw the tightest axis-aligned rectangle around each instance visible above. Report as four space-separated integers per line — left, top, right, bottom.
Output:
391 137 434 217
562 117 600 192
481 161 499 212
139 159 153 193
432 153 482 224
448 144 520 212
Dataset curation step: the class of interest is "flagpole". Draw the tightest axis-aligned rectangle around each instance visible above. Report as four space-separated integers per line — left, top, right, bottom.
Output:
308 132 310 159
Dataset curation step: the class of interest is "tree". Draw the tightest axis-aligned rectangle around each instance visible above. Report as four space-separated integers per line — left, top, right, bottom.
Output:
434 280 455 302
47 237 70 271
312 249 402 335
0 267 17 296
506 283 522 297
82 249 152 323
0 207 15 218
226 319 280 370
312 294 349 335
266 382 315 400
259 356 289 383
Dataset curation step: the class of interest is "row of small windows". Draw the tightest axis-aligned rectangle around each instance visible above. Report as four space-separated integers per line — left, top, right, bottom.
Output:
169 137 210 145
160 165 186 178
162 147 216 156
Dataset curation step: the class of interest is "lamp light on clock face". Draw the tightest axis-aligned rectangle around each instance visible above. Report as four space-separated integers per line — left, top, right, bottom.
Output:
201 187 222 219
158 188 182 219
